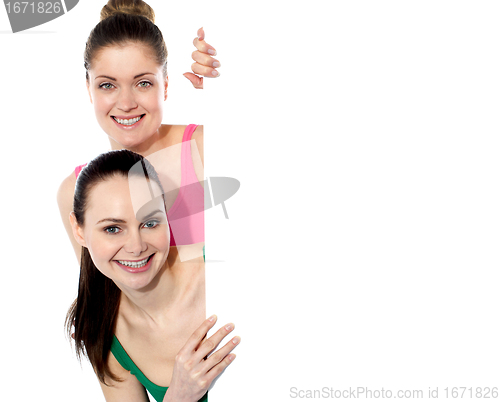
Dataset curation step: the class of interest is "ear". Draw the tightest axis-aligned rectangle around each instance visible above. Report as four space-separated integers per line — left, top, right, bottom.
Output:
86 80 93 104
70 212 87 247
163 75 169 101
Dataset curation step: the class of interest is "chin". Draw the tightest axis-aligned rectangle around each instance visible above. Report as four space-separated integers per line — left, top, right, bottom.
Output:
108 134 148 150
118 271 155 290
126 280 153 291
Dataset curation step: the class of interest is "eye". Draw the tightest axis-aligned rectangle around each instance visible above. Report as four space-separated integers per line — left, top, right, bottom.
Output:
99 82 115 90
104 226 121 234
138 81 152 88
143 220 159 229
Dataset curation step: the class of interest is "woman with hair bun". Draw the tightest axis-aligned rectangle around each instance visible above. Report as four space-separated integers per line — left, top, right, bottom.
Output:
67 150 238 402
58 0 214 261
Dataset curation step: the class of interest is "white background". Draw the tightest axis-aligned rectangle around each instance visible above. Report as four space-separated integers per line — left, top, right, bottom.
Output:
1 1 500 401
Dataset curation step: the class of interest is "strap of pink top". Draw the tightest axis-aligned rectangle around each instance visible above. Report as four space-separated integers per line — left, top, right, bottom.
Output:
168 124 204 246
181 124 200 187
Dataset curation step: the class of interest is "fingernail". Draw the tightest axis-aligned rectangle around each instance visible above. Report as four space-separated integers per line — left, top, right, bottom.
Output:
232 336 240 345
208 49 216 56
212 70 220 77
208 315 216 322
229 354 236 361
213 61 220 68
225 323 234 331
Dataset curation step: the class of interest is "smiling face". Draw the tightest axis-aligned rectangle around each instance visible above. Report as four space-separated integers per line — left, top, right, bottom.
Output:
86 42 168 153
72 174 169 291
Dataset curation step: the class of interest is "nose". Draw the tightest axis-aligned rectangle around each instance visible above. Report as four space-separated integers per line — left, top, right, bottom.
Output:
116 87 138 111
124 229 147 257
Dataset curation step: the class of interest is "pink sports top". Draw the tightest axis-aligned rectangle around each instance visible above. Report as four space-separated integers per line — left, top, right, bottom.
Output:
74 124 204 247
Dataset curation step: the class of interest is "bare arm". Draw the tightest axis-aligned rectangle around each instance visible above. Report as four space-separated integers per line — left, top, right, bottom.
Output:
56 171 82 262
99 353 150 402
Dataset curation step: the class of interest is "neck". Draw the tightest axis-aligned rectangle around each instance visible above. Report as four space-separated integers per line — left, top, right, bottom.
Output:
108 124 174 157
118 248 205 326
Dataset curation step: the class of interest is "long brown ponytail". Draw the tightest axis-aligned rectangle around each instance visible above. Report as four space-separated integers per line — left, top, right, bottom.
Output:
66 149 164 384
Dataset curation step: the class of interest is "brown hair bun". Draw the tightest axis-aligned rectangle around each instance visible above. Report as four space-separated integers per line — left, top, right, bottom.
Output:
100 0 155 23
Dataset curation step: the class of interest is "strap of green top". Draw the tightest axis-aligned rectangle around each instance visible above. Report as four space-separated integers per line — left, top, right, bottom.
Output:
111 336 168 402
110 336 208 402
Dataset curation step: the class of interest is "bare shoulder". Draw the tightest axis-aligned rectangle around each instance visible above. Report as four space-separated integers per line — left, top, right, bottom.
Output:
168 124 203 166
57 170 82 260
165 124 203 143
161 124 186 147
191 126 203 143
99 353 149 402
57 170 77 209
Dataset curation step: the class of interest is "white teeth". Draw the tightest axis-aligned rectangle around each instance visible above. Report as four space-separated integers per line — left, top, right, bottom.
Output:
114 116 142 125
118 256 150 268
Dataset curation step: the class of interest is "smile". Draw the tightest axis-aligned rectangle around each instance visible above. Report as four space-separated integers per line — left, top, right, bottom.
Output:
117 254 153 268
112 115 144 126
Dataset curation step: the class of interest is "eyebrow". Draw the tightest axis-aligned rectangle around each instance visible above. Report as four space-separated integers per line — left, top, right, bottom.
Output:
94 73 154 81
95 209 164 226
96 218 126 225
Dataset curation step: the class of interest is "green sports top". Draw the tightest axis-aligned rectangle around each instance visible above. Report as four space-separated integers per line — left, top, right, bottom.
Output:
110 336 208 402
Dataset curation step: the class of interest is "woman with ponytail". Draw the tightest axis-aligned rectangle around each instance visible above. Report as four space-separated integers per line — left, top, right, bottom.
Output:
67 150 238 402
